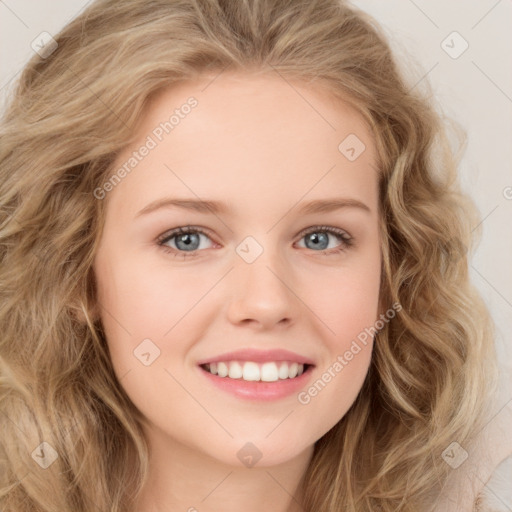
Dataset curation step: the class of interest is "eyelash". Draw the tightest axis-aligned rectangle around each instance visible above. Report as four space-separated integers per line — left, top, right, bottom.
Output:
156 225 354 259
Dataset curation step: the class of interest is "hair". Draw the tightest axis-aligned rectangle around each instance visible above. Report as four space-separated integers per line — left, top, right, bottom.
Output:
0 0 500 510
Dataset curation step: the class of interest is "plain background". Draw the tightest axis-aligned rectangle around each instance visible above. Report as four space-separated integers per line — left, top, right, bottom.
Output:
1 0 511 397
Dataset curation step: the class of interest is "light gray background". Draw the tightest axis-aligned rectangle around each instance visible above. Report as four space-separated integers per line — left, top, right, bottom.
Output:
1 1 511 384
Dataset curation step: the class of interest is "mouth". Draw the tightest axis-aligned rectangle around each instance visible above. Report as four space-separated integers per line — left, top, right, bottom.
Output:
199 360 315 382
197 360 315 401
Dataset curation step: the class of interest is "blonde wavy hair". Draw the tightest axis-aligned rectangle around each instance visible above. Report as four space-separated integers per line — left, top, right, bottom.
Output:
0 0 499 510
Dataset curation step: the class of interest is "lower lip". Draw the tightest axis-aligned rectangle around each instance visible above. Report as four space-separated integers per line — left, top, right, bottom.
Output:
198 364 315 401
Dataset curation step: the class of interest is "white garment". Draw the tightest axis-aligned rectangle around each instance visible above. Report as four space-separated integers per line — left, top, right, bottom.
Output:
473 456 512 511
436 362 512 512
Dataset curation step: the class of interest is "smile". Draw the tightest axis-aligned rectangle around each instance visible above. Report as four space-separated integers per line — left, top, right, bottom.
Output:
198 361 315 401
200 360 310 381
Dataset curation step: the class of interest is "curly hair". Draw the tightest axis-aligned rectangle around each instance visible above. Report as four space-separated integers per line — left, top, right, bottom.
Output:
0 0 499 510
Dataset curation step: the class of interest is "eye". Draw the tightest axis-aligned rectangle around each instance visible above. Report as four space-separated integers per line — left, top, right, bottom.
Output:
157 226 215 258
295 225 353 254
157 224 353 258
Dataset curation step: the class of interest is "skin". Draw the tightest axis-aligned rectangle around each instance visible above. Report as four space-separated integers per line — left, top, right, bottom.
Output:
92 70 382 512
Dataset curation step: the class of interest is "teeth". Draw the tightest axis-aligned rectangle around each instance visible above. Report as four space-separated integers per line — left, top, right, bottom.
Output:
203 360 307 381
260 362 278 382
217 362 228 377
278 363 289 380
228 361 243 379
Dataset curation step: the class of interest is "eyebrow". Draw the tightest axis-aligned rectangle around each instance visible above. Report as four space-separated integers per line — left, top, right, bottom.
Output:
135 197 371 218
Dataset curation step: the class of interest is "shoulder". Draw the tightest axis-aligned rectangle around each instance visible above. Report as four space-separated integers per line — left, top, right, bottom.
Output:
471 391 512 510
435 386 512 511
473 454 512 511
471 361 512 511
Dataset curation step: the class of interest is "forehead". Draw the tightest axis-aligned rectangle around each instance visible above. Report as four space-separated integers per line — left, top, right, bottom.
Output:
141 71 373 150
106 71 378 217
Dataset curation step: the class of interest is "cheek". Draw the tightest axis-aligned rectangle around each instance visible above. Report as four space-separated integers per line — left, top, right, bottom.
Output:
295 267 379 438
294 256 379 422
96 253 198 332
307 259 381 343
94 252 215 379
94 254 168 371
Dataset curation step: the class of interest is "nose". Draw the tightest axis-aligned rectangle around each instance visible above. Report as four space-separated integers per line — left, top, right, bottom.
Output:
225 244 299 330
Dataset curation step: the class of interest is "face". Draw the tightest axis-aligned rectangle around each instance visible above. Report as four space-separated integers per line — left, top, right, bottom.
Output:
93 71 382 468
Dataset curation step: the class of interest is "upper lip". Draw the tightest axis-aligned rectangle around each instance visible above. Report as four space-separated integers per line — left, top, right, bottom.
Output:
197 348 316 366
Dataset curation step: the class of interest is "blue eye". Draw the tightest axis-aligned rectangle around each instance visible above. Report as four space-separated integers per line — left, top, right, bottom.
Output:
159 227 213 254
297 225 353 252
157 225 353 259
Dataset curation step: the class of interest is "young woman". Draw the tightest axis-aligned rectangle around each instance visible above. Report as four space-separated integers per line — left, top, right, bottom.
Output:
0 1 506 511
